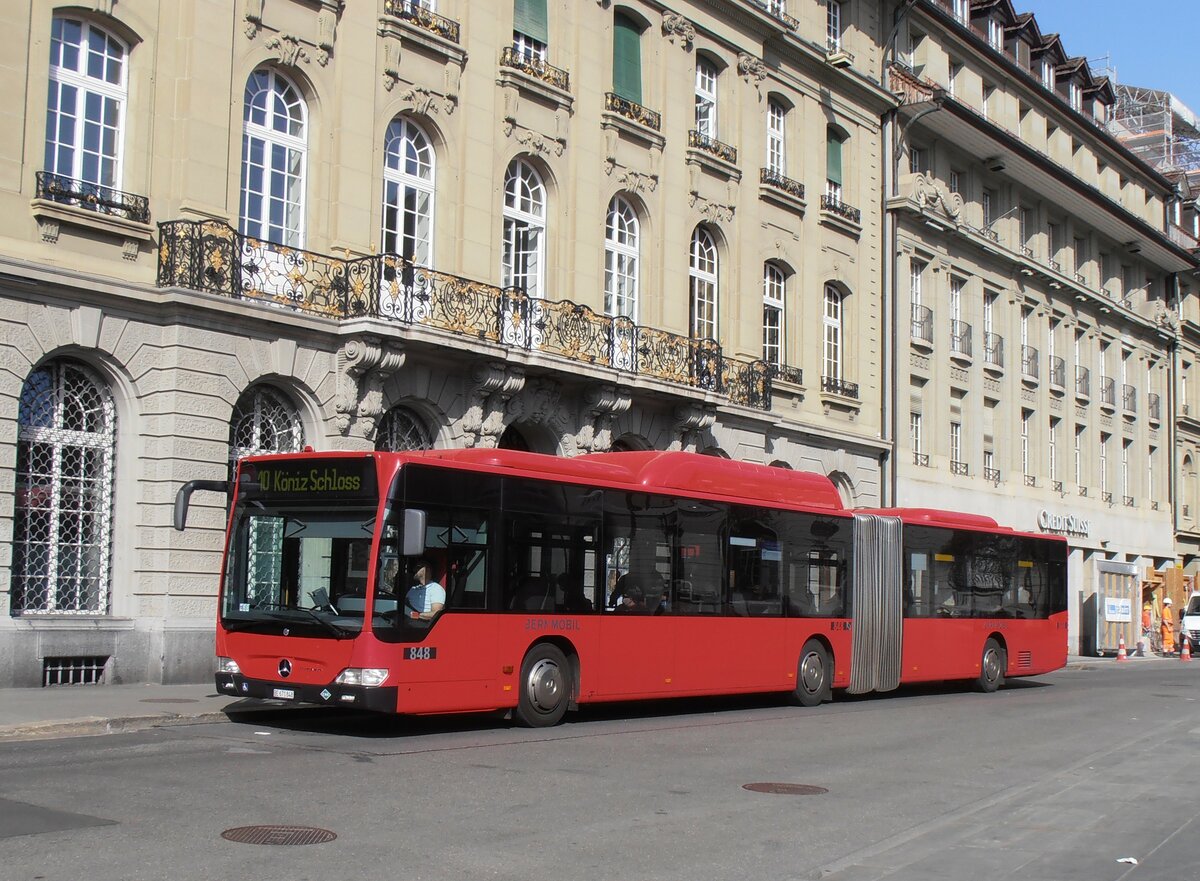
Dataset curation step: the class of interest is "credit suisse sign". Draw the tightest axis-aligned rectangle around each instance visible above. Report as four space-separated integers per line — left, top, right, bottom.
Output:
1037 509 1090 537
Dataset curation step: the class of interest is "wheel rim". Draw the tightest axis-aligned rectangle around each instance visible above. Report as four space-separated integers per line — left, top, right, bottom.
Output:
799 650 825 695
982 647 1002 684
526 657 565 715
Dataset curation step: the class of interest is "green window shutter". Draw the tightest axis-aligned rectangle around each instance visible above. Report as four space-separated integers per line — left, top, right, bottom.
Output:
612 14 642 104
827 132 843 186
514 0 548 44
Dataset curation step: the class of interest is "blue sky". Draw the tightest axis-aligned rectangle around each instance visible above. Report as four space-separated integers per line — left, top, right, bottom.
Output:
1022 1 1200 112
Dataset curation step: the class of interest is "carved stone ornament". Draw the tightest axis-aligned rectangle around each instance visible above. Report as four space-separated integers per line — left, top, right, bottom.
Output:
576 384 632 453
1155 299 1181 334
662 12 695 50
909 171 963 222
689 193 735 223
316 6 338 67
336 337 407 437
400 86 442 116
672 403 717 452
738 53 768 90
617 169 658 194
506 123 566 157
265 33 309 66
461 363 526 448
243 0 263 39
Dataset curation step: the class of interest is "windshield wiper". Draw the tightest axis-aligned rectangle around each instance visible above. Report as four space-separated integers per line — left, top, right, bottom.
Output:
239 602 354 639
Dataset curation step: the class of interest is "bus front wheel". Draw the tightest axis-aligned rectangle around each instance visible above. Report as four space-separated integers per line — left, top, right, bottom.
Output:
791 639 831 707
975 638 1006 693
514 643 571 727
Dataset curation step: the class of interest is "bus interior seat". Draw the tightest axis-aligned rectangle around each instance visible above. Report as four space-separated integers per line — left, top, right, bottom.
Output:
510 577 554 611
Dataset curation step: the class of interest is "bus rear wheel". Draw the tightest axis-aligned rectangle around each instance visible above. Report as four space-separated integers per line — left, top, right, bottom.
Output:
791 639 831 707
514 643 571 727
975 638 1006 693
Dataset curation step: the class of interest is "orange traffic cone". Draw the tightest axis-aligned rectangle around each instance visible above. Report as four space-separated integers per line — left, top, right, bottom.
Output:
1116 634 1129 662
1182 638 1192 663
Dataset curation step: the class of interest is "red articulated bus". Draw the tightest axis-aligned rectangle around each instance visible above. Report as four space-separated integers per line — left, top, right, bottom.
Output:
175 449 1068 727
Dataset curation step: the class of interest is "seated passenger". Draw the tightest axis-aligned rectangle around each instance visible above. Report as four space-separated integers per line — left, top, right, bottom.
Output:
406 558 445 621
608 573 645 611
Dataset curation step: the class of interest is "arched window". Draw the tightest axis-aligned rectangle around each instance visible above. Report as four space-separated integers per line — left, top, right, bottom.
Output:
823 285 844 381
689 226 718 340
604 196 639 319
375 406 433 452
240 69 307 247
694 58 718 138
44 17 128 195
766 98 786 175
382 117 435 265
763 263 786 368
502 158 546 298
228 386 304 463
12 360 116 615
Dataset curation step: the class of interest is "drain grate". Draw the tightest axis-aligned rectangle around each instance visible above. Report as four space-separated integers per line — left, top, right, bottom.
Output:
743 782 828 795
221 825 337 846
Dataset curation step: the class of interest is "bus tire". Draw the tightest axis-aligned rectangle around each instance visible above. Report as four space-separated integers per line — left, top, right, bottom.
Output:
975 638 1006 693
791 639 831 707
515 643 571 728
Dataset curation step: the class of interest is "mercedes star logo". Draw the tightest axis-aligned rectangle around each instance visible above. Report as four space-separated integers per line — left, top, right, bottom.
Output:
278 658 292 678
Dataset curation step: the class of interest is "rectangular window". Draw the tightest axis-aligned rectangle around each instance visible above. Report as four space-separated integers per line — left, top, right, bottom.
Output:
910 260 924 307
1041 59 1055 90
1021 410 1031 476
826 1 842 51
1048 417 1058 480
911 412 922 453
909 147 926 175
949 169 961 194
762 265 784 367
987 18 1003 50
1100 433 1110 493
766 100 786 174
1074 426 1084 485
826 131 843 200
982 190 993 227
950 421 962 465
612 14 642 104
694 61 717 138
513 0 549 51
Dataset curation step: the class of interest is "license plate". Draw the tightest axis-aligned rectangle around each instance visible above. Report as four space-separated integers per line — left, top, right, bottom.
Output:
272 688 295 700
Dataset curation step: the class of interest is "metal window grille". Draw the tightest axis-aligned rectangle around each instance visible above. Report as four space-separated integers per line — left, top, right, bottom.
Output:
375 406 432 452
43 655 109 686
12 361 116 615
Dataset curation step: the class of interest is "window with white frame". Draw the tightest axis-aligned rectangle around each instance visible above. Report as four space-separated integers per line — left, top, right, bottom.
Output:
949 169 961 194
1048 417 1058 480
1121 439 1131 498
982 189 994 227
240 69 307 247
1099 432 1110 493
689 227 718 340
1021 306 1031 348
1068 81 1081 111
44 17 128 194
694 58 718 139
911 412 922 454
1021 409 1031 476
382 117 434 265
1148 446 1156 500
1074 425 1084 484
987 18 1004 50
911 260 924 307
763 263 785 367
950 421 962 465
766 99 786 175
953 0 969 23
823 285 844 380
950 276 963 323
604 196 639 320
826 1 843 51
826 127 845 201
1040 58 1055 90
948 61 961 98
983 291 995 337
513 0 548 61
909 146 926 175
502 158 547 298
984 449 995 475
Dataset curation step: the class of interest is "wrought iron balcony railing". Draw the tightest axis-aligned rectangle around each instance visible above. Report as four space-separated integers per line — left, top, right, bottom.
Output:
157 219 772 408
1100 376 1116 407
500 46 570 91
950 460 969 476
35 171 150 224
821 375 859 398
1122 383 1137 413
769 363 803 385
914 452 930 467
1123 495 1134 507
1024 474 1037 487
984 332 1004 368
1021 345 1039 379
383 0 460 42
688 130 738 164
1052 480 1063 493
746 0 799 29
1075 365 1090 398
1149 392 1161 421
950 319 972 357
911 304 933 345
605 92 661 130
984 466 1001 484
1102 491 1113 504
1049 355 1066 388
820 194 861 224
760 167 805 201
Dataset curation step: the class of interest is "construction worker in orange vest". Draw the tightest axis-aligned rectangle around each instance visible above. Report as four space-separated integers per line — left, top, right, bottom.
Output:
1162 597 1176 656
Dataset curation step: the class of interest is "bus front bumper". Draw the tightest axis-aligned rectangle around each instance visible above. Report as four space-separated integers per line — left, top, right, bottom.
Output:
215 673 398 712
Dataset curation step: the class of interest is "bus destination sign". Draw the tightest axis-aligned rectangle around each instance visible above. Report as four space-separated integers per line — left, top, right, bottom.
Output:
247 459 377 501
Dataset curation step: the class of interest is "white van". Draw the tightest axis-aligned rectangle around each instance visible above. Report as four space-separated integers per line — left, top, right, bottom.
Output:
1182 593 1200 653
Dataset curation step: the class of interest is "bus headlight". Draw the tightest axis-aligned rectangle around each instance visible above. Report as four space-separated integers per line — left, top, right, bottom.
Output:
216 656 241 675
335 667 389 687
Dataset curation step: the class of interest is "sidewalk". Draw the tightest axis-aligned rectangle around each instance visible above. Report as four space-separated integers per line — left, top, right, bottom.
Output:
0 653 1185 743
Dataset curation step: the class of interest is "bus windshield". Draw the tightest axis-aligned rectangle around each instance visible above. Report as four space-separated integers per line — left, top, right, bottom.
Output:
222 503 378 638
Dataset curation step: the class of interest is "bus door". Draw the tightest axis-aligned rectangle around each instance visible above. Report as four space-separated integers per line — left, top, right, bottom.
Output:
597 492 676 698
848 513 903 695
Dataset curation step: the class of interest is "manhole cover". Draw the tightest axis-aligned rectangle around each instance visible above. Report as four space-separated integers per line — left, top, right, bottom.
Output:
742 782 828 796
221 825 337 846
139 698 200 704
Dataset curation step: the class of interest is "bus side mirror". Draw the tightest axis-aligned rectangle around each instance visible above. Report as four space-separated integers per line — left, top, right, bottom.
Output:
402 508 427 556
174 479 229 531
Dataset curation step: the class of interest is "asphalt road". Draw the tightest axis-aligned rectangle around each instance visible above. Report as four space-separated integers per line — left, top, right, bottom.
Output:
1 662 1198 881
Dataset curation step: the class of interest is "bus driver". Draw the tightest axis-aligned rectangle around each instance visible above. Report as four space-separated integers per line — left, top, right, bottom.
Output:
407 559 445 621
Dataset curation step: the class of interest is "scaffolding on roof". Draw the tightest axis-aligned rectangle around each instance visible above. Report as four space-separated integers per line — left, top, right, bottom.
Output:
1109 82 1200 185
